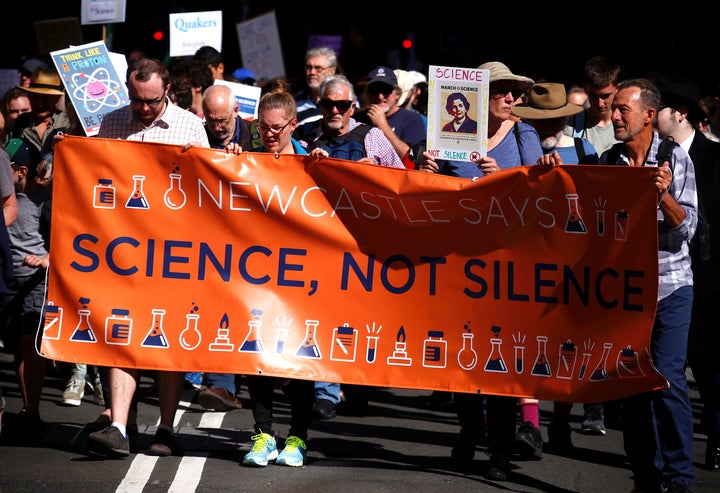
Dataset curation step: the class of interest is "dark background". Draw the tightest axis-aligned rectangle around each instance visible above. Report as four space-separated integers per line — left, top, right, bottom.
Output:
5 1 719 95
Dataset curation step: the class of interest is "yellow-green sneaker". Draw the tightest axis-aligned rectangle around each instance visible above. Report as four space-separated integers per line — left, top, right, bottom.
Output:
242 432 277 467
276 435 306 467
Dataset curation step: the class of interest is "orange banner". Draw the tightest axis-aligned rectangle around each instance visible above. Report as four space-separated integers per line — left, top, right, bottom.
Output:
42 136 666 402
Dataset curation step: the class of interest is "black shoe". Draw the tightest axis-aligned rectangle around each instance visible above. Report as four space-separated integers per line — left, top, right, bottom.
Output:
450 434 476 472
312 399 336 420
17 408 46 443
514 421 543 459
486 453 510 481
546 422 573 455
87 425 130 458
148 427 178 456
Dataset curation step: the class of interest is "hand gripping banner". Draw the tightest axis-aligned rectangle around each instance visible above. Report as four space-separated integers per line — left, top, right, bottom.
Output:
42 136 665 402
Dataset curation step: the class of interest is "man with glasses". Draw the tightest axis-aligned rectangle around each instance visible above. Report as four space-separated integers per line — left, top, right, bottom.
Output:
302 75 404 168
202 84 252 153
353 66 426 168
294 47 338 126
87 57 209 460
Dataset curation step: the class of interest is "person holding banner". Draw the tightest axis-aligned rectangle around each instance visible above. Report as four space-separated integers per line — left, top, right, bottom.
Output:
416 61 544 481
301 75 404 168
600 78 697 493
240 80 317 467
86 57 209 459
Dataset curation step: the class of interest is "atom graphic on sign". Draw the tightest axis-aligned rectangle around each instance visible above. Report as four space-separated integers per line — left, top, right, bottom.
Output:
70 68 126 114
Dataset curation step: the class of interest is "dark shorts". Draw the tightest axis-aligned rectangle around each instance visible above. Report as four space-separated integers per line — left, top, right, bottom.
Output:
0 271 47 352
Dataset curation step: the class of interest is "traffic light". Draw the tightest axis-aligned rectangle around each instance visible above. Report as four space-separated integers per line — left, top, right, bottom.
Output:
153 30 164 41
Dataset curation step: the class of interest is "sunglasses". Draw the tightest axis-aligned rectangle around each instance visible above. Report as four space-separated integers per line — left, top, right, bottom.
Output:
490 85 524 100
367 84 395 97
319 99 354 113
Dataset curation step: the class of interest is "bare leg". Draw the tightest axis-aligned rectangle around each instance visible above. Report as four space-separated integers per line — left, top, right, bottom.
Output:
157 371 183 428
109 367 138 427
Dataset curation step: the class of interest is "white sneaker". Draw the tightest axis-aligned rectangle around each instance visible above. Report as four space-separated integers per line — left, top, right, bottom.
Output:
62 374 88 406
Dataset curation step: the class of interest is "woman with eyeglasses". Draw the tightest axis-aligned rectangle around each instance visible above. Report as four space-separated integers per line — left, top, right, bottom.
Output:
234 79 320 469
416 61 542 178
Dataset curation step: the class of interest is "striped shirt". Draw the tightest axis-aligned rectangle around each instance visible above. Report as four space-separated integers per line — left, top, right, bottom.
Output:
600 131 698 301
98 98 210 147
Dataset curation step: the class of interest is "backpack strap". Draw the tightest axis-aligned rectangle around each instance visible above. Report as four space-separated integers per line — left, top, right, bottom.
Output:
573 137 585 163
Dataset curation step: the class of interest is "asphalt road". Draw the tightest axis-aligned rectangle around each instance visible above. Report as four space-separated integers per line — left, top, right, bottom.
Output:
0 351 719 493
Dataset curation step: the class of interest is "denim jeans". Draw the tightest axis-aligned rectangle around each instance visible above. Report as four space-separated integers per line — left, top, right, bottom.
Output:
205 373 238 395
622 285 694 489
314 381 341 404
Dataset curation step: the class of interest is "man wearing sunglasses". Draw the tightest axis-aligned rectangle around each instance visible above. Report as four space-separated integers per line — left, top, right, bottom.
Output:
353 66 426 168
301 75 404 168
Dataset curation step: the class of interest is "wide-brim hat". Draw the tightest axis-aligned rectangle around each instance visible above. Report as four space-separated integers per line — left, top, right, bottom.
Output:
657 75 705 124
18 67 64 96
511 82 583 120
478 61 534 91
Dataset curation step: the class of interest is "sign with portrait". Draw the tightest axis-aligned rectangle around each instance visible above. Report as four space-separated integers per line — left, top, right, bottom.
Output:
427 65 489 163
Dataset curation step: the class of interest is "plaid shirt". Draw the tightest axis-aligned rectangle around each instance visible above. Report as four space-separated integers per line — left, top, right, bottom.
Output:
600 131 698 301
98 98 210 147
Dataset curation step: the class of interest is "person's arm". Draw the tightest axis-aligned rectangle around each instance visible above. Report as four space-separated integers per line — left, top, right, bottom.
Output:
364 104 410 160
2 193 18 226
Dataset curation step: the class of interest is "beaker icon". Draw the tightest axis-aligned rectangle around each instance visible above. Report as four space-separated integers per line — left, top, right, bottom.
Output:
296 319 321 358
564 193 587 233
179 313 201 350
457 332 478 370
70 309 97 343
589 342 613 381
141 309 169 348
163 173 186 209
126 175 149 209
240 319 265 352
531 336 552 377
484 337 508 373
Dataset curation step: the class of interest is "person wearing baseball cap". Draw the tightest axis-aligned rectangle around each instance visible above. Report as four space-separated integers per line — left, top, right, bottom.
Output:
353 65 426 168
10 68 69 154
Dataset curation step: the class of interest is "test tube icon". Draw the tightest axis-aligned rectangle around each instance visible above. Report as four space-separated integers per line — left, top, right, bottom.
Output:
366 336 379 363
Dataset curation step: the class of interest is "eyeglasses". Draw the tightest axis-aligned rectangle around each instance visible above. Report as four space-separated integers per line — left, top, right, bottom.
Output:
318 99 353 113
305 65 330 73
129 95 165 107
256 118 294 135
490 85 524 100
367 84 395 97
206 114 234 127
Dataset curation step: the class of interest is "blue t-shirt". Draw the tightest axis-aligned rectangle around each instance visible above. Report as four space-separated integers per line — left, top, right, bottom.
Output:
438 122 542 178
